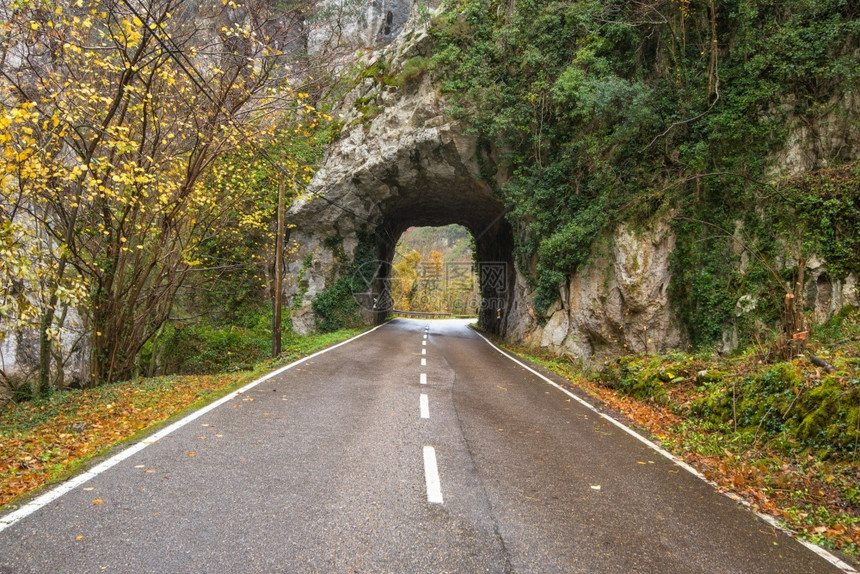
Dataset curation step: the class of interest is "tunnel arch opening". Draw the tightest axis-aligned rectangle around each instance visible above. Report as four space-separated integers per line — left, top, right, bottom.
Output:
363 183 517 336
286 93 524 339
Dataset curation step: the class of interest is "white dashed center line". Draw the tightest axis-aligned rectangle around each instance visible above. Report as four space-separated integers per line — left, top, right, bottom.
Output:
423 446 443 504
422 349 426 355
422 340 426 346
421 358 426 366
420 373 427 385
420 394 429 419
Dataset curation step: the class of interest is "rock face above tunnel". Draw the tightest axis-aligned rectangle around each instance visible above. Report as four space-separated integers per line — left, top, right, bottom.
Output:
289 73 489 241
291 19 476 236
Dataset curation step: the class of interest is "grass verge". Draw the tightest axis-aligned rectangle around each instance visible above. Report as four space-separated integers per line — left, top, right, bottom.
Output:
0 327 365 512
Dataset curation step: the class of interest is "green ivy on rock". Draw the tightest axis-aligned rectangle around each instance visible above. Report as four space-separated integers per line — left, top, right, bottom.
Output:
430 0 858 347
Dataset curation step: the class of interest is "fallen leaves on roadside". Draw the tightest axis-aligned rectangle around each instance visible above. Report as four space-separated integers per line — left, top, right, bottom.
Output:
92 498 104 505
0 330 366 512
0 372 243 509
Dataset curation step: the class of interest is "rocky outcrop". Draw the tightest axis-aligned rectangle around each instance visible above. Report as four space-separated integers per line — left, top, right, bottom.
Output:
768 92 860 178
309 0 430 51
524 220 682 362
1 305 90 392
807 264 859 325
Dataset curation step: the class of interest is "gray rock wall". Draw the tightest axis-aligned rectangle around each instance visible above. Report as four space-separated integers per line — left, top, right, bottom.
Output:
0 304 90 391
767 92 859 178
523 220 683 362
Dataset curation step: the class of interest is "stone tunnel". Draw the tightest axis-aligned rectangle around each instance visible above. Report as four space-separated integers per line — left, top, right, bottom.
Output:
286 8 860 359
285 67 527 337
283 19 690 358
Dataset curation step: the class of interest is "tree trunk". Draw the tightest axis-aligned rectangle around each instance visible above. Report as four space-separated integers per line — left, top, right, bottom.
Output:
707 0 718 99
36 254 68 397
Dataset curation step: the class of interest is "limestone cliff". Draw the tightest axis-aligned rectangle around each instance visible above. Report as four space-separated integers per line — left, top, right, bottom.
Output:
288 4 859 362
525 220 683 362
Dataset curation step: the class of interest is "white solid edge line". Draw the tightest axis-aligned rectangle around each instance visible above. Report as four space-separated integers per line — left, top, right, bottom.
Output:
421 358 426 366
0 322 391 534
423 446 443 504
473 331 858 574
420 373 427 385
420 394 430 419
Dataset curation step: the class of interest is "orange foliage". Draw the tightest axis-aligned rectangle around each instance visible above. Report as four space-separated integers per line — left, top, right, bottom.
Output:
0 374 241 507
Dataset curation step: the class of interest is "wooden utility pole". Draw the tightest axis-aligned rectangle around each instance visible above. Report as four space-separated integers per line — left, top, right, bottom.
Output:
272 174 286 357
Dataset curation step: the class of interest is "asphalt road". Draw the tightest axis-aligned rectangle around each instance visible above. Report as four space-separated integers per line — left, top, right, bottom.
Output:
0 319 849 573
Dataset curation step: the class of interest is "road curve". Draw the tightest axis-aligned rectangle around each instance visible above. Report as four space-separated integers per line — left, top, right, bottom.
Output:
0 318 848 573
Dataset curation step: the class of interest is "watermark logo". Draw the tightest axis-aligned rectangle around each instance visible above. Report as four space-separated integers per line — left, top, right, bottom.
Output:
352 259 397 312
351 260 507 313
479 262 507 294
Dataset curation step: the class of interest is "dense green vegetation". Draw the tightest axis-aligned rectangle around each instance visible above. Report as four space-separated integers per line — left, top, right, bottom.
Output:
604 307 860 557
138 307 288 377
431 0 859 345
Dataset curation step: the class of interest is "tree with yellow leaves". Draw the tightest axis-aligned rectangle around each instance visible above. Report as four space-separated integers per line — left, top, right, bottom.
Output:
391 249 421 311
1 0 333 392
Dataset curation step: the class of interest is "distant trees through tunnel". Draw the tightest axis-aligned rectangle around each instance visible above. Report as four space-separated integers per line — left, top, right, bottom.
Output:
390 225 479 316
364 186 518 335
